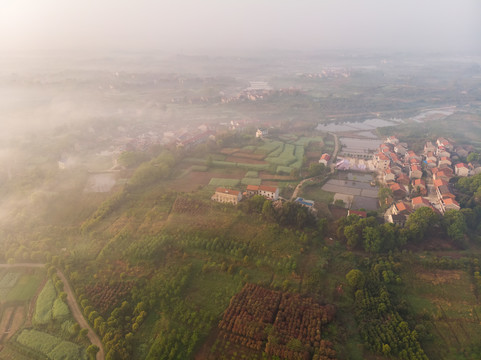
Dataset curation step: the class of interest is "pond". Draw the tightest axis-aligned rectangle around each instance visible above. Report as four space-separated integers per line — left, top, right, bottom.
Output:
316 118 402 132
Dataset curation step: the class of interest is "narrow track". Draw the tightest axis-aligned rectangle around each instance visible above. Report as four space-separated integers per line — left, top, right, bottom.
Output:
0 263 104 360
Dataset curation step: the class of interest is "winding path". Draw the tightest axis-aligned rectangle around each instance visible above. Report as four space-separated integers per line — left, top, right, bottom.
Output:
0 263 105 360
290 132 340 201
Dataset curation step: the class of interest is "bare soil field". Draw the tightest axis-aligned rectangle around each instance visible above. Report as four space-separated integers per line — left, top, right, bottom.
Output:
417 269 463 285
6 307 24 341
0 307 15 343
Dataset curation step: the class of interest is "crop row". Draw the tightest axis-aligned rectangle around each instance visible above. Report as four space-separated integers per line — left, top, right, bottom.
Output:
84 281 133 314
217 284 336 358
16 329 86 360
0 272 20 289
208 178 241 187
172 196 212 215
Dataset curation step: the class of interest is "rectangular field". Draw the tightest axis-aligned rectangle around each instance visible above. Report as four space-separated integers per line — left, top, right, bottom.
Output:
208 178 241 187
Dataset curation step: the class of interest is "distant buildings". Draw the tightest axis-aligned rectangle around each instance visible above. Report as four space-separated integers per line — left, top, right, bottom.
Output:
256 128 268 138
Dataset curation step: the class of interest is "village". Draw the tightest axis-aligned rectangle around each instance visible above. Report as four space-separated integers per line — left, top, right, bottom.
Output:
211 129 480 229
375 135 479 225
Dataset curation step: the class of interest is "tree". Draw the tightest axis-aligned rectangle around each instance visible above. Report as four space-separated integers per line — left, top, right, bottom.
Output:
378 187 393 210
87 344 100 360
118 151 149 168
363 226 382 253
346 269 365 290
78 328 89 341
344 225 361 249
405 207 439 242
443 209 467 246
467 152 480 163
307 163 326 177
262 200 275 221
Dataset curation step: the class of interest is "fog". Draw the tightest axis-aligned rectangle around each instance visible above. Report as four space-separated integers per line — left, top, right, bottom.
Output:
1 0 480 53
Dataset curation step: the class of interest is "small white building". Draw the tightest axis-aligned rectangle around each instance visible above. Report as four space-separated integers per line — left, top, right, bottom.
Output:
256 128 268 138
319 153 331 166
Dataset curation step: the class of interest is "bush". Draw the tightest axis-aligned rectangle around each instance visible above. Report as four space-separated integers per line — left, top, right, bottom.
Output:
53 297 70 320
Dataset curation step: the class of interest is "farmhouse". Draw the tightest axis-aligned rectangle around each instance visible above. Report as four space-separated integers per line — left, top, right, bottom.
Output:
392 201 412 215
396 173 410 186
441 198 460 213
412 196 433 210
412 179 427 196
319 153 331 166
390 183 408 199
373 153 390 170
388 214 408 227
409 164 423 179
211 188 242 205
245 185 279 200
455 163 469 177
383 168 396 183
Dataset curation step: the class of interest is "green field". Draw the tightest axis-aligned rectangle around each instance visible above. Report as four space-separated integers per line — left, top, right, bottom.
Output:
208 178 240 187
240 177 261 185
33 280 57 325
401 262 481 359
16 329 87 360
7 273 43 302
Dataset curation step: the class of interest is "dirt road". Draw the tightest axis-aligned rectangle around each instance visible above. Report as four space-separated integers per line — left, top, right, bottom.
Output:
0 263 104 360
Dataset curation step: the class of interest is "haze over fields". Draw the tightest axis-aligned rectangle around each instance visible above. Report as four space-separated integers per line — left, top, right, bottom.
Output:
1 0 480 53
1 2 481 360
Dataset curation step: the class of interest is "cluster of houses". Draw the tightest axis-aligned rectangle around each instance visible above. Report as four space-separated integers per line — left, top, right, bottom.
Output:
299 68 351 79
211 183 317 214
378 135 475 225
211 185 279 205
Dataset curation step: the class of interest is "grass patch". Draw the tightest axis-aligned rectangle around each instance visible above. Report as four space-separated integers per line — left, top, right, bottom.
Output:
33 280 56 325
7 273 43 302
0 272 20 289
52 298 70 320
244 171 258 178
191 165 208 172
241 178 262 186
301 185 334 204
255 140 283 155
208 178 240 187
16 329 87 360
276 166 293 175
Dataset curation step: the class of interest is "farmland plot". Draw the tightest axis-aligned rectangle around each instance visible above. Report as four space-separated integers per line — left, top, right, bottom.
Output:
16 329 87 360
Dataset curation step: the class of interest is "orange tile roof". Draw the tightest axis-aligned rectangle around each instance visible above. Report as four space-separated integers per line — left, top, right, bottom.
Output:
412 196 431 206
455 163 467 168
443 198 459 206
433 179 448 187
246 185 259 191
396 202 408 212
413 179 425 186
390 183 405 192
216 187 240 196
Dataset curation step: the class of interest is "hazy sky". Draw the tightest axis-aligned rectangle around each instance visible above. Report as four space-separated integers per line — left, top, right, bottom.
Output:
1 0 480 53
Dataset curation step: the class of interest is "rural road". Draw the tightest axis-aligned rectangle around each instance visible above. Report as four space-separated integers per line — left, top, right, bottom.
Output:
290 132 340 201
0 263 105 360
